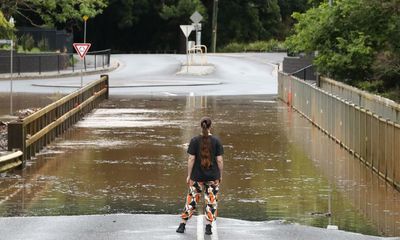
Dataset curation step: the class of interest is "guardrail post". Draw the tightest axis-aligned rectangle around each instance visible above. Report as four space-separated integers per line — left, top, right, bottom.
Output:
72 54 75 72
39 56 42 75
18 56 21 75
101 74 109 99
8 122 26 163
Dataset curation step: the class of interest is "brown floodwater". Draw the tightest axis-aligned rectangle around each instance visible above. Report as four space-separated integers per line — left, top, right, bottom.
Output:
0 94 399 237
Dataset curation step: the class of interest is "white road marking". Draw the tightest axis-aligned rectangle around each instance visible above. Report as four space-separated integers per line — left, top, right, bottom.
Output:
163 92 177 96
211 221 219 240
197 215 204 240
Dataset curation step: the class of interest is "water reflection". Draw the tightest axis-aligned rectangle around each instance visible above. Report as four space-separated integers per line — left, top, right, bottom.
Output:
279 106 400 237
0 95 398 237
0 93 63 117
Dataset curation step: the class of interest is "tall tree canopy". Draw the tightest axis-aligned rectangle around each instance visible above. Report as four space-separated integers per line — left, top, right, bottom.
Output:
1 0 107 28
0 10 14 39
217 0 281 46
86 0 315 51
285 0 400 95
86 0 207 51
1 0 317 52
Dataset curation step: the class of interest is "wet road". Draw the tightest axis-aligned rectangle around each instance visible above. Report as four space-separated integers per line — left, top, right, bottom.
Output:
0 214 395 240
1 95 399 237
1 53 399 238
0 53 282 97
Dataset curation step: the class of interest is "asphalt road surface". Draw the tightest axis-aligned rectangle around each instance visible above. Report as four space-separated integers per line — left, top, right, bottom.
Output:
0 53 284 96
0 214 396 240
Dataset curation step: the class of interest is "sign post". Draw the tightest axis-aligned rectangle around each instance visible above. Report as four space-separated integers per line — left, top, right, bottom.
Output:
1 39 13 115
83 16 89 43
179 25 194 73
190 11 203 46
73 43 91 87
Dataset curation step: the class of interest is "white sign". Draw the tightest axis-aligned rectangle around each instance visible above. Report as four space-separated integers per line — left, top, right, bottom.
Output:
190 11 203 24
0 39 12 44
180 25 195 38
73 43 91 59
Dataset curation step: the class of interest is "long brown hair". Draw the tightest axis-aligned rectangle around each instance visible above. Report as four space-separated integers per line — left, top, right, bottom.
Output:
200 117 212 169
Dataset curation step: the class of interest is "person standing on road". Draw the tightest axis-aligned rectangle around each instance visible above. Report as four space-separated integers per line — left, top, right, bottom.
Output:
176 117 224 235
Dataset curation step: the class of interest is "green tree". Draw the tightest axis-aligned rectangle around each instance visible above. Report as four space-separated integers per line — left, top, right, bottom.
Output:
0 10 14 39
286 0 398 83
161 0 207 21
160 0 207 51
1 0 107 28
217 0 281 47
277 0 311 38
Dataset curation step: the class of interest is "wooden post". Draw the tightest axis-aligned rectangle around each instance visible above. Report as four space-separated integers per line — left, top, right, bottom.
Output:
8 122 26 162
101 74 109 99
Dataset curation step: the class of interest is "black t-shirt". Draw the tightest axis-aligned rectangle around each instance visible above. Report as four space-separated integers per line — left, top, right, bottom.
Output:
187 135 224 182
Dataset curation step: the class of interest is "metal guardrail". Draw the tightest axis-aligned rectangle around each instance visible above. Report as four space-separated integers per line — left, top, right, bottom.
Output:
188 45 208 65
7 75 109 164
320 77 400 124
0 151 23 172
290 64 316 81
0 49 111 75
128 50 177 54
278 72 400 191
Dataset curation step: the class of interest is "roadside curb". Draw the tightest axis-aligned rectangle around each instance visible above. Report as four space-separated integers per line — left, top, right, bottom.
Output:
0 60 120 81
31 81 222 89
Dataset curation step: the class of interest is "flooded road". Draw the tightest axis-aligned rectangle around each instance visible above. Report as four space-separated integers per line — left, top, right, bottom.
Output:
1 95 399 237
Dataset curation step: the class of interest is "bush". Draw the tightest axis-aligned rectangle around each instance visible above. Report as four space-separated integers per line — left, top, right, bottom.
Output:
19 34 35 51
220 40 286 53
219 42 246 52
37 38 49 51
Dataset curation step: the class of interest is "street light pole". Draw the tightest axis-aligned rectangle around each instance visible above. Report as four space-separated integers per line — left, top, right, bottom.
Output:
9 17 15 116
10 39 13 116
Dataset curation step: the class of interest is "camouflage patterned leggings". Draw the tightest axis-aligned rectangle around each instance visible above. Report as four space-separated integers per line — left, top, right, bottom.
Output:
181 181 219 222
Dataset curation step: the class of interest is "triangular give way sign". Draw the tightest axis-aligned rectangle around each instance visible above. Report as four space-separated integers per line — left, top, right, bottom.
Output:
73 43 91 59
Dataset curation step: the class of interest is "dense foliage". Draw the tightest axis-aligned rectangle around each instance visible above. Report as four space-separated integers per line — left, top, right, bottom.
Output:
1 0 319 52
83 0 316 52
1 0 107 28
285 0 400 100
0 11 14 39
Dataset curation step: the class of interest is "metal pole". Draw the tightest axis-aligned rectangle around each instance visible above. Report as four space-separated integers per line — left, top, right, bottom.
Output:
84 20 87 43
329 0 333 6
211 0 219 53
10 39 13 116
186 36 189 73
81 66 83 87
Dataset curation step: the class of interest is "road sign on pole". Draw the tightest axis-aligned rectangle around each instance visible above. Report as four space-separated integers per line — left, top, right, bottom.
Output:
73 43 91 59
180 25 194 38
190 11 203 24
180 25 195 73
190 11 203 46
73 43 91 87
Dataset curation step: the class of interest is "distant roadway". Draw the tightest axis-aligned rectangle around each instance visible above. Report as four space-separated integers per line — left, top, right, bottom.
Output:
0 53 285 96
